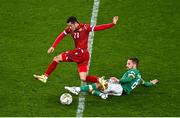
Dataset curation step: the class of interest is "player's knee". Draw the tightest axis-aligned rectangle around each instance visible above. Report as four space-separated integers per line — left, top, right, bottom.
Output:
80 78 86 81
79 72 87 81
53 55 62 62
53 56 59 62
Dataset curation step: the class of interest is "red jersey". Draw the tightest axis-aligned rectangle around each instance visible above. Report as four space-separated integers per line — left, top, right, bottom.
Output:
51 23 115 50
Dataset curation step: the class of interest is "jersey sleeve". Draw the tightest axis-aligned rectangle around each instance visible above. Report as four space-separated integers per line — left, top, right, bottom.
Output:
92 23 115 31
141 78 154 87
84 24 93 31
85 23 115 32
51 28 70 48
143 81 153 87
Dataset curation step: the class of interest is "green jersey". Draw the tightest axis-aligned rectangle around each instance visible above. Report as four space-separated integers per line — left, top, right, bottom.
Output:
120 68 143 94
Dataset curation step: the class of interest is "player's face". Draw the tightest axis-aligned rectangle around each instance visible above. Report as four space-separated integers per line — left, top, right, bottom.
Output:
67 22 78 31
126 60 135 70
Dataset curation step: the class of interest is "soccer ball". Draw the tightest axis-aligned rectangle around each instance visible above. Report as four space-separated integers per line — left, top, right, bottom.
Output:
60 93 73 105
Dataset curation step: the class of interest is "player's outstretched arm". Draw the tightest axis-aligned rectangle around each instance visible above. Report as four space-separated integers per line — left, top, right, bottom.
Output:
47 31 67 54
142 79 159 87
92 16 119 31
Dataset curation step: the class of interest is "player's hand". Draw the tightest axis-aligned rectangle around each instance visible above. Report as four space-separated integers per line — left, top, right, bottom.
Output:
110 77 119 83
150 79 159 85
47 47 54 54
112 16 119 25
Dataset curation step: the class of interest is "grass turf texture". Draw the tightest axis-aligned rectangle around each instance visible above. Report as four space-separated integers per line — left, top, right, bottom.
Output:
0 0 179 116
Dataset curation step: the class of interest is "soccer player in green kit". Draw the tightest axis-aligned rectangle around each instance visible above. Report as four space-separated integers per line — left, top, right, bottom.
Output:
65 58 159 99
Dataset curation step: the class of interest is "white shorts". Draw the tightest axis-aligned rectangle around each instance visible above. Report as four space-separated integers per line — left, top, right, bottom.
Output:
103 82 123 96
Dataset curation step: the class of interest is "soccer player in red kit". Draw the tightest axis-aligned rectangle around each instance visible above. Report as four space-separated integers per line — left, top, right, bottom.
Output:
33 16 119 83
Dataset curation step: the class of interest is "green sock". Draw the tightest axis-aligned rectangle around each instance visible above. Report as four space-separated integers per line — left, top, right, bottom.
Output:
80 83 97 92
91 90 102 96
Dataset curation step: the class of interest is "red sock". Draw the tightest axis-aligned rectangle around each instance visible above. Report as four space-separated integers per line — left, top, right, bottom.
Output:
85 75 99 83
44 61 58 77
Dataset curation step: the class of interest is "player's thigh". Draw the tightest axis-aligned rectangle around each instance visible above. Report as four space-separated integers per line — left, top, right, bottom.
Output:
60 49 84 63
79 72 87 81
107 83 123 94
78 65 89 80
60 50 75 62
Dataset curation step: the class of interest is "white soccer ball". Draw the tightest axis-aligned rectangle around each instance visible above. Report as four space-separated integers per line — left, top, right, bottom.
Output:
60 93 73 105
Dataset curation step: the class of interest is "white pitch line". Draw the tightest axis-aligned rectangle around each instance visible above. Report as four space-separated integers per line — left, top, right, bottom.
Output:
76 0 100 117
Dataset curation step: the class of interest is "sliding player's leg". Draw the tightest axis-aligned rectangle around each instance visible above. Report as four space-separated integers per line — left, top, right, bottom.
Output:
78 65 107 91
91 90 108 99
65 83 108 99
65 83 97 95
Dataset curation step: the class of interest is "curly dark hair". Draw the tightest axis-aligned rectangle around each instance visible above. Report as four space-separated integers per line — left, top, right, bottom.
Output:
66 16 79 24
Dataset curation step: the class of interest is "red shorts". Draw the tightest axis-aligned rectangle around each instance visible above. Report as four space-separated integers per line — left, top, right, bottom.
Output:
61 48 89 72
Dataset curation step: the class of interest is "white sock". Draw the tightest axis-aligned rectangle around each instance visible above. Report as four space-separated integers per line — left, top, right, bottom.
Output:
75 87 80 92
44 75 48 80
99 93 103 96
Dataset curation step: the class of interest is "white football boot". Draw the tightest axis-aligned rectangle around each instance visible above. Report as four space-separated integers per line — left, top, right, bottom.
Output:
64 86 80 95
100 93 108 99
33 74 47 83
98 76 108 90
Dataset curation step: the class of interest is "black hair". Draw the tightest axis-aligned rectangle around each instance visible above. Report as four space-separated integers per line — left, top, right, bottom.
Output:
128 57 139 66
66 16 79 24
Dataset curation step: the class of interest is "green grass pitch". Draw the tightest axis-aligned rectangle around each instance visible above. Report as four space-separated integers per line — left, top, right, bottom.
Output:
0 0 179 116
